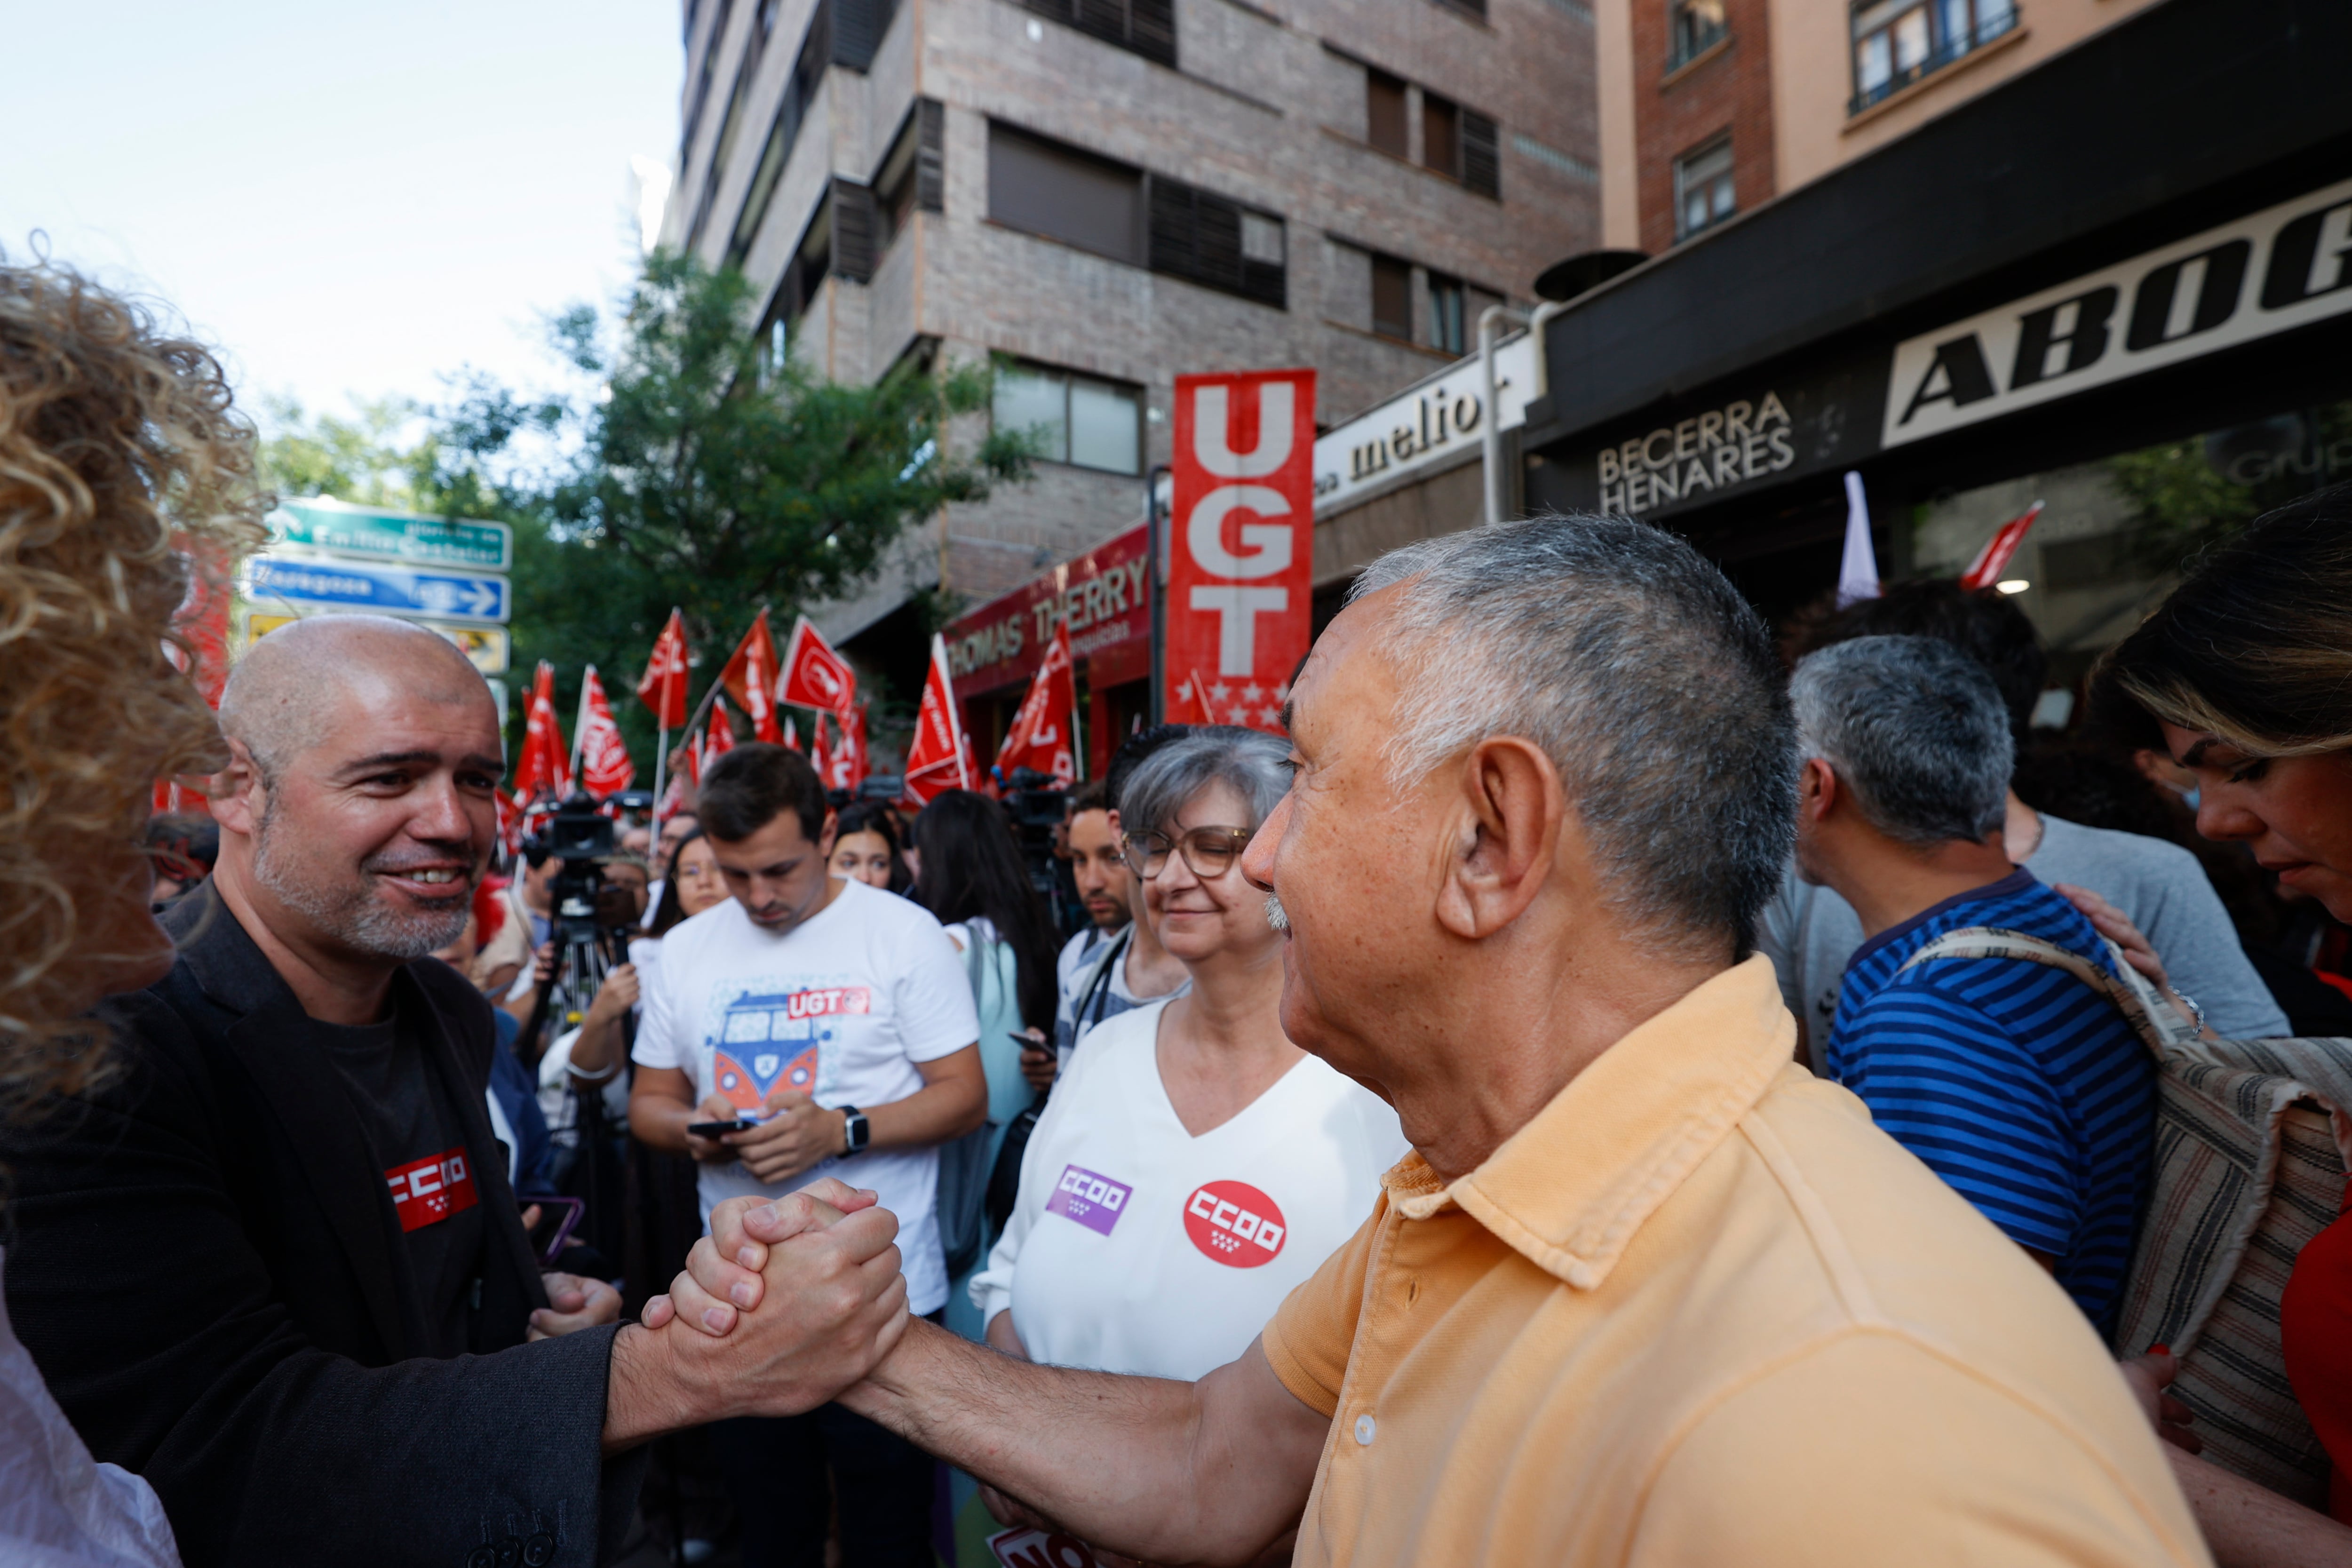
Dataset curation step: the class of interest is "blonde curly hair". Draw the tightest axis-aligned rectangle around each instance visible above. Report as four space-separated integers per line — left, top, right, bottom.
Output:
0 258 269 1111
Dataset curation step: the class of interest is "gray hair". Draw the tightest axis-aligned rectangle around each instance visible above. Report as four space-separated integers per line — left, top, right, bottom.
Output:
1350 513 1795 960
1790 635 2013 846
1117 725 1293 841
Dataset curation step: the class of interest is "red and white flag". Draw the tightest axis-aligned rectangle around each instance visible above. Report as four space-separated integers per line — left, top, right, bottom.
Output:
779 614 857 720
1166 369 1314 733
655 767 689 823
577 667 636 797
494 786 523 859
901 633 973 807
1169 668 1218 727
824 700 870 791
782 713 800 752
995 621 1078 786
636 608 691 729
720 610 785 744
514 661 571 802
702 699 738 774
1958 501 2046 591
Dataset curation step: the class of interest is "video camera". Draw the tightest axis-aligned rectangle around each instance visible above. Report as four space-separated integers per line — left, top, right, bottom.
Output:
527 792 637 945
1002 768 1086 937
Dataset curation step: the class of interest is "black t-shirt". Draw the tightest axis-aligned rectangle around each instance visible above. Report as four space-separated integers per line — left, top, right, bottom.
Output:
314 999 486 1356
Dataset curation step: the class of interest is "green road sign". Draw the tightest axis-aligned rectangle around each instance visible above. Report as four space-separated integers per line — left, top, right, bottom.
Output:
269 498 513 571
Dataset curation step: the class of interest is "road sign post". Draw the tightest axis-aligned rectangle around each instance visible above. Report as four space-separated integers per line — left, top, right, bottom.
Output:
243 557 511 623
268 499 513 571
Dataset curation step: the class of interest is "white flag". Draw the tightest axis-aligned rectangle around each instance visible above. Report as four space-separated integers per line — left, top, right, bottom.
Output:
1836 471 1881 608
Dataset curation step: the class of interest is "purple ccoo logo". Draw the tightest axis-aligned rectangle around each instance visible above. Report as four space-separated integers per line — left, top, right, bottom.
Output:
1045 1164 1132 1237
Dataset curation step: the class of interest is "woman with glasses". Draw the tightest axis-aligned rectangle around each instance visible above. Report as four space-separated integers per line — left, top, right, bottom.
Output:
969 726 1406 1385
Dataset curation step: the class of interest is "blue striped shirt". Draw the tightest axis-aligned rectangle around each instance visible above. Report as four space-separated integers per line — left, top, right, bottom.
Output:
1826 869 2154 1333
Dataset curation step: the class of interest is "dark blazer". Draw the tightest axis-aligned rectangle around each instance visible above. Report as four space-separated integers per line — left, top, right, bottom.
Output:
0 890 645 1568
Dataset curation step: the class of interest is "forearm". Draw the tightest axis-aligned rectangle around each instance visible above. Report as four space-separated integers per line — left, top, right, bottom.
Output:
866 1078 984 1152
571 1014 627 1078
2170 1448 2352 1567
630 1091 699 1154
842 1319 1295 1565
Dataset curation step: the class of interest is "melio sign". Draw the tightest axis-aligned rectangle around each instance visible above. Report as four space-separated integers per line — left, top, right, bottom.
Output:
1168 369 1316 732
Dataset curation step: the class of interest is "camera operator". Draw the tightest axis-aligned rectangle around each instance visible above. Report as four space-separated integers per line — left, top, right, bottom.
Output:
0 615 916 1568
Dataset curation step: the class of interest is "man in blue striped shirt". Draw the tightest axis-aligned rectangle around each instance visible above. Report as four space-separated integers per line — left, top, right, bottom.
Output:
1791 635 2155 1334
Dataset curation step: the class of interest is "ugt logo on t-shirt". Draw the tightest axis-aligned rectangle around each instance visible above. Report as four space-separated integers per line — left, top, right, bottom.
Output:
1183 1180 1286 1267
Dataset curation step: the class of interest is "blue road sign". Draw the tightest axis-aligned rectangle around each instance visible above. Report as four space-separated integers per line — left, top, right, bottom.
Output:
244 555 510 622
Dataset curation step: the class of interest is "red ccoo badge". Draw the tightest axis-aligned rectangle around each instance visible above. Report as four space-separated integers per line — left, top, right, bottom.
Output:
1182 1179 1287 1267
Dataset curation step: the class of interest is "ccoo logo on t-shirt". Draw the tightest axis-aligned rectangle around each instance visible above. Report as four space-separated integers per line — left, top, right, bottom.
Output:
1183 1179 1286 1267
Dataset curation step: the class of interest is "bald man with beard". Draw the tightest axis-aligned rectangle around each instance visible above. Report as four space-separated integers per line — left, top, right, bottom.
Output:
0 617 916 1568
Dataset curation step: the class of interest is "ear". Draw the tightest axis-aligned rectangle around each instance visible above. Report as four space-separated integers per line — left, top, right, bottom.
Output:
1797 757 1839 824
207 740 268 839
1432 736 1564 941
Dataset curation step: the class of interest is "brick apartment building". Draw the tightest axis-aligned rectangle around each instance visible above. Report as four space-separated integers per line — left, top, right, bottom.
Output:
662 0 1602 686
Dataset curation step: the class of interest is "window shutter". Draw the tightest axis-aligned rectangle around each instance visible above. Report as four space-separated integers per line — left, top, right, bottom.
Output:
833 0 898 70
1148 176 1285 310
916 97 946 213
1462 110 1500 199
1128 0 1176 65
833 179 879 283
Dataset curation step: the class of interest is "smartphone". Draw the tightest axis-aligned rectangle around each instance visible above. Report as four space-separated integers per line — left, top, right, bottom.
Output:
524 1195 586 1266
688 1118 757 1138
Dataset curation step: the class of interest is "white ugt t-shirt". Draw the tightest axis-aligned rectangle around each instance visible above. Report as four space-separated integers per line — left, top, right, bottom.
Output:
633 876 980 1315
970 999 1407 1382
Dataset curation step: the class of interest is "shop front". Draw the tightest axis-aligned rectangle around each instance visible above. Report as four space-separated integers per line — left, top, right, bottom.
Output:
1516 0 2352 679
943 525 1152 777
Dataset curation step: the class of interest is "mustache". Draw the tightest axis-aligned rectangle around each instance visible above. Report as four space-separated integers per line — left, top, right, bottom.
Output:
1264 891 1288 931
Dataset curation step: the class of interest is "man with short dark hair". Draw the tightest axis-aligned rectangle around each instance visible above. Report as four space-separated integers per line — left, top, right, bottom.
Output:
1762 579 2285 1059
1 616 915 1568
661 518 2203 1568
630 742 985 1568
1791 634 2157 1331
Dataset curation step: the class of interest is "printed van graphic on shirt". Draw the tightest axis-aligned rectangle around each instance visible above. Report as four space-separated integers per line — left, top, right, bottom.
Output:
705 985 869 1108
1045 1164 1133 1237
385 1147 478 1234
1184 1180 1286 1267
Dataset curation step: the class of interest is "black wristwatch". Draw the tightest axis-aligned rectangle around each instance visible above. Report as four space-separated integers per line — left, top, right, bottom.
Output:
841 1106 870 1156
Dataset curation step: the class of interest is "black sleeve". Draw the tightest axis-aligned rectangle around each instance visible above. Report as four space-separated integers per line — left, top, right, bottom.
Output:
0 999 648 1568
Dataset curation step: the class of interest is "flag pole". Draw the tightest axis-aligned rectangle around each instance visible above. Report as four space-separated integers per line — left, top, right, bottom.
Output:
649 724 669 864
568 665 593 793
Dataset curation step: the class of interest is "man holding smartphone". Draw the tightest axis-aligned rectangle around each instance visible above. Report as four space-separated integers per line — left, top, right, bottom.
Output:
629 743 984 1568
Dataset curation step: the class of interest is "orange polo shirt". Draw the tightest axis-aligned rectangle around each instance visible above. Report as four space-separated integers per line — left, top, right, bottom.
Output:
1260 956 2209 1567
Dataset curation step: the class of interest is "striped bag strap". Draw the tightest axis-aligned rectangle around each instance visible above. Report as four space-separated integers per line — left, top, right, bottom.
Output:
1894 924 2206 1057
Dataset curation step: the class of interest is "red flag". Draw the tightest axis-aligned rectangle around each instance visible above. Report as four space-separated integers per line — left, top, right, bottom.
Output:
703 699 737 774
1958 501 2046 591
720 610 785 743
994 621 1077 786
493 786 523 859
636 609 691 728
824 701 870 792
848 701 870 789
901 633 972 807
515 661 571 802
577 667 636 797
779 614 857 719
782 714 800 752
1166 369 1315 733
656 766 688 823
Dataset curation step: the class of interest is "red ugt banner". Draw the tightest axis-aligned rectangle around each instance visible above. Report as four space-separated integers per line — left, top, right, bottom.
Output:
1167 369 1315 732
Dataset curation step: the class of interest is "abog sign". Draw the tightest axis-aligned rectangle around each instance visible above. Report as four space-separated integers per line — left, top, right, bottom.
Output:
1883 177 2352 447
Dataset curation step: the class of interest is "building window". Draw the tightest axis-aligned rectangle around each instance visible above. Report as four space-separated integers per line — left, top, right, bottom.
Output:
1423 93 1460 182
989 122 1146 265
1367 69 1410 159
719 2 835 268
1371 255 1413 340
993 363 1144 475
1428 272 1467 354
874 98 945 255
1850 0 2018 113
1668 0 1727 70
1673 137 1735 241
1019 0 1175 68
989 122 1286 309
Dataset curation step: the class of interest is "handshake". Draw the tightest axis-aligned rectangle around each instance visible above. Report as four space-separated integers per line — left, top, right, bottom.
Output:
600 1179 911 1450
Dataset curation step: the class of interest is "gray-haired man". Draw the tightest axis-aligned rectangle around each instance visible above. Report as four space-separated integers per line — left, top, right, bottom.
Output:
1790 634 2157 1335
656 518 2202 1568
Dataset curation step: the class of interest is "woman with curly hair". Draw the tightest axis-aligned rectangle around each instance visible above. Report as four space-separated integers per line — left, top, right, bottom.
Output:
0 257 269 1564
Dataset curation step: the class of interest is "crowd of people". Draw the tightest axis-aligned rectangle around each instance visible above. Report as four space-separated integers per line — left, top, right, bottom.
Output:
11 263 2352 1568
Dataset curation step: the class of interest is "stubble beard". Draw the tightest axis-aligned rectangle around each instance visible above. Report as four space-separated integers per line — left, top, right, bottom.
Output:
251 799 473 961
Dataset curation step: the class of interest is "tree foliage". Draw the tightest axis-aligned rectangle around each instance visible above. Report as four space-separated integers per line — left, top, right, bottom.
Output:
257 394 436 512
417 250 1031 768
2108 402 2352 573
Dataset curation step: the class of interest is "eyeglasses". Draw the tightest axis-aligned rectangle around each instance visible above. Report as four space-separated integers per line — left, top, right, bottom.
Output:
1121 826 1254 880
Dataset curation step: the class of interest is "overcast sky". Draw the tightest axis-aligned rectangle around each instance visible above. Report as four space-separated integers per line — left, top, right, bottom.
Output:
2 1 680 429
